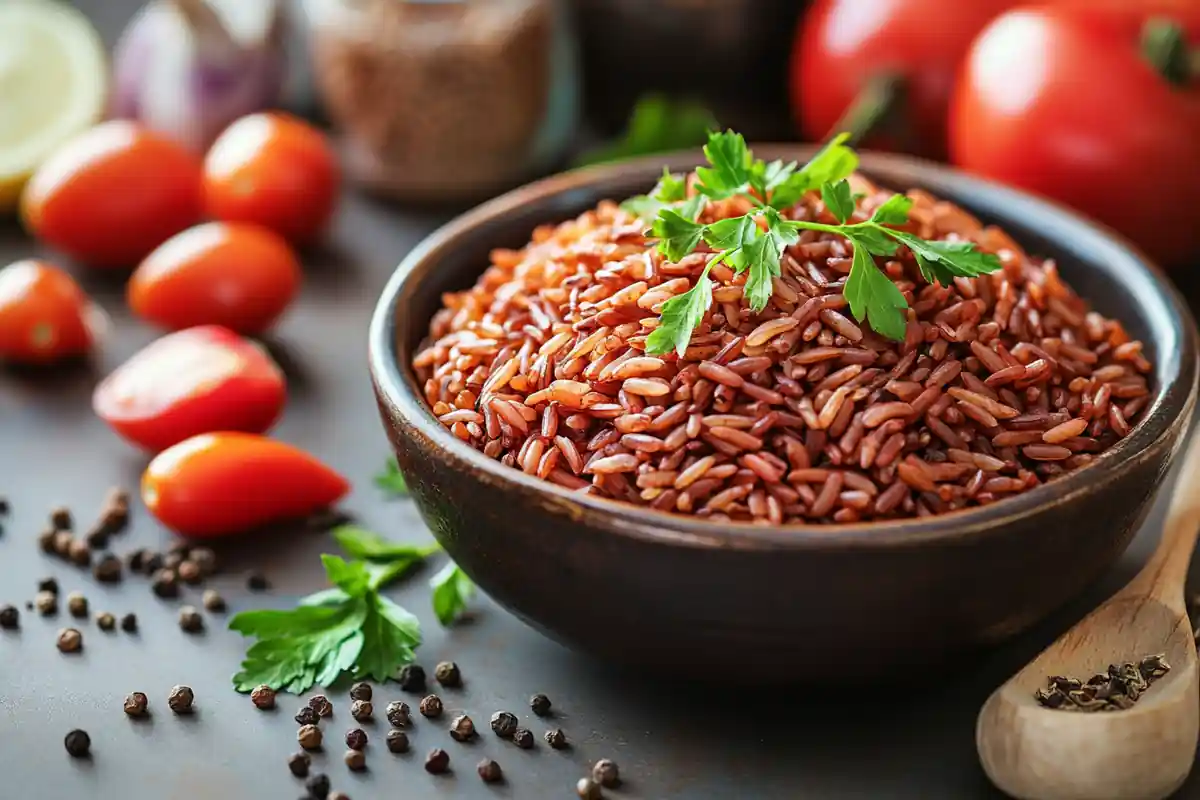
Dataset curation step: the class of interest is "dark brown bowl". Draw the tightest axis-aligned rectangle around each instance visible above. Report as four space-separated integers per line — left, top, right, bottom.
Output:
368 147 1198 682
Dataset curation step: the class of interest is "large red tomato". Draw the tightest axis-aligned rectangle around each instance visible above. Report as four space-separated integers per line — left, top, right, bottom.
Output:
950 3 1200 266
791 0 1016 160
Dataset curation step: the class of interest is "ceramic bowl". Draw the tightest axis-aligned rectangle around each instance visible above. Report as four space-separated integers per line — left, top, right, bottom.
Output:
368 147 1198 682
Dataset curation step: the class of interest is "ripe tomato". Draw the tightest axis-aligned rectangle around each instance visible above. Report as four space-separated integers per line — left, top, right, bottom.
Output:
21 121 203 268
203 113 339 244
949 4 1200 267
128 222 302 334
0 259 98 364
93 326 286 452
791 0 1016 160
142 432 349 537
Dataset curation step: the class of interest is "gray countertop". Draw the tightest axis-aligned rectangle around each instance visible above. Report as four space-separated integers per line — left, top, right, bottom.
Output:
1 2 1198 797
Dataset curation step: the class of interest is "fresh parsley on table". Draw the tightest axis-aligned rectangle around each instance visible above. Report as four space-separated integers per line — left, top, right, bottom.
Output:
573 95 717 168
374 458 408 495
430 562 476 626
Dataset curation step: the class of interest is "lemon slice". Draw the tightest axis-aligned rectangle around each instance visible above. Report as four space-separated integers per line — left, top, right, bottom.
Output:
0 0 107 213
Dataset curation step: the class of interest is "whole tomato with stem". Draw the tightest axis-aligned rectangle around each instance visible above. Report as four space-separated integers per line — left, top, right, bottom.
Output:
950 3 1200 267
142 432 349 538
21 121 203 268
791 0 1017 160
204 113 339 245
0 259 100 364
93 326 286 452
128 222 302 334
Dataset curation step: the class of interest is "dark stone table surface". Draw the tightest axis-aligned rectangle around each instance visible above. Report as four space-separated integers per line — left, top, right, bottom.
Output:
1 1 1198 797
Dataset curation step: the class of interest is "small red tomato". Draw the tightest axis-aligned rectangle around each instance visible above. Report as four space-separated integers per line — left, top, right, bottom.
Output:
204 113 339 244
142 432 349 537
93 326 286 452
21 121 203 268
0 260 98 364
128 222 302 334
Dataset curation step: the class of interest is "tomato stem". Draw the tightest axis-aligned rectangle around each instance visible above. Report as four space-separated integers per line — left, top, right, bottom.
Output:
1141 18 1198 86
828 73 907 150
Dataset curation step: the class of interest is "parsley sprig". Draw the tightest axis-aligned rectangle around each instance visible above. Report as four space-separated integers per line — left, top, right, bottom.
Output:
634 131 1001 356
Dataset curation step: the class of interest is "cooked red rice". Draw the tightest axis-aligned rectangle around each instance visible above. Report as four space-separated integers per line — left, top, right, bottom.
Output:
413 174 1153 525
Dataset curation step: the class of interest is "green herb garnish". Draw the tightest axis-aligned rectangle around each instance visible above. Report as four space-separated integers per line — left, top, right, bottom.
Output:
573 95 717 168
639 130 1001 356
430 562 475 626
333 525 441 585
374 459 408 496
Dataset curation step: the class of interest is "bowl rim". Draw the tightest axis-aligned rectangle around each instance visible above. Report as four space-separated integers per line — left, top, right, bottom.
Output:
368 145 1199 552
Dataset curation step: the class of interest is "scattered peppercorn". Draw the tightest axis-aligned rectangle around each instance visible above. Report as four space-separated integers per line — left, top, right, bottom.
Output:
477 758 503 783
93 554 122 583
178 605 204 633
167 540 189 557
0 496 9 514
344 749 366 771
397 664 426 692
247 572 270 591
104 487 129 511
434 661 462 687
50 507 72 531
490 711 518 738
298 724 323 750
68 539 91 567
295 706 319 726
449 714 476 742
530 693 552 716
143 552 164 573
385 729 409 754
98 504 128 536
96 612 115 631
350 700 373 722
35 591 58 616
545 728 568 749
349 682 372 702
151 569 179 598
576 777 602 799
168 685 195 714
309 695 333 718
124 692 149 717
56 628 82 653
64 729 90 758
591 759 620 788
37 577 58 594
304 773 330 798
419 694 443 718
66 591 88 618
188 547 217 576
52 531 73 558
177 560 202 584
37 527 56 554
125 548 148 574
0 604 18 630
84 526 109 550
345 728 368 751
120 613 138 633
424 748 450 774
288 751 311 778
385 701 410 727
512 728 534 749
329 792 351 800
163 552 184 574
251 685 277 710
201 589 226 613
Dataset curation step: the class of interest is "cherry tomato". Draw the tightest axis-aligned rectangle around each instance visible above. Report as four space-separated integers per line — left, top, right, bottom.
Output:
950 4 1200 267
142 432 349 537
791 0 1017 160
0 260 98 364
93 326 286 452
21 121 203 268
128 222 302 334
204 113 339 244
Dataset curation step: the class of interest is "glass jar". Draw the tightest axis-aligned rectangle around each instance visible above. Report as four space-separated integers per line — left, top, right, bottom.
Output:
304 0 579 204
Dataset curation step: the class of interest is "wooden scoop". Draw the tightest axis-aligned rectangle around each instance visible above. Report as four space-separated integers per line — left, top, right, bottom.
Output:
978 433 1200 800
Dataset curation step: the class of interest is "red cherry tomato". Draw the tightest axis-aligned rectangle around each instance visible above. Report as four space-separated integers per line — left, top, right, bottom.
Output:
93 326 286 452
949 4 1200 267
0 260 98 364
791 0 1017 160
21 121 203 268
204 113 339 244
142 432 349 537
128 222 302 334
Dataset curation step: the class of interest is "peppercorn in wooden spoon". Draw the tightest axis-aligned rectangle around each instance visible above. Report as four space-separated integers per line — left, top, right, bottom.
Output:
977 431 1200 800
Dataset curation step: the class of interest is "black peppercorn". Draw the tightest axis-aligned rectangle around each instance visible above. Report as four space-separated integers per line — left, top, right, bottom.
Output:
345 728 368 751
151 569 179 598
477 758 503 783
490 711 518 738
52 531 73 558
309 694 333 718
349 682 372 702
126 548 148 574
397 664 426 692
251 685 277 710
93 554 122 583
449 714 476 742
50 506 72 531
576 777 602 799
37 576 59 594
57 627 83 653
304 773 330 798
298 724 323 750
419 694 443 718
95 611 115 631
201 589 226 613
163 552 184 572
434 661 462 687
177 560 202 584
591 759 620 788
64 729 90 757
385 729 409 753
34 590 57 616
385 701 410 727
37 527 56 554
295 706 319 726
287 751 311 778
512 728 534 749
349 699 372 722
68 539 91 567
0 496 9 514
168 685 194 714
188 547 217 576
178 605 204 633
344 749 366 771
66 591 88 618
247 572 270 591
124 692 149 717
120 612 138 633
530 693 552 716
84 526 109 551
329 792 350 800
545 728 568 749
143 552 164 573
0 604 18 630
424 748 450 774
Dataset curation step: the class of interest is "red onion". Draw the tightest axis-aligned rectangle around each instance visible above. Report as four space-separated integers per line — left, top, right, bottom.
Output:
110 0 287 153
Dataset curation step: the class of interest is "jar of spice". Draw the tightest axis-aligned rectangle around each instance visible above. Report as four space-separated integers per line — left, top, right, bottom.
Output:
303 0 579 204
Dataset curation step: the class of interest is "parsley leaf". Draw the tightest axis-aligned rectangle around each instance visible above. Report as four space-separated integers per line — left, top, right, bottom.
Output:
886 231 1003 285
821 180 855 224
696 130 754 199
767 133 859 210
703 215 757 251
651 207 705 262
619 167 691 221
844 239 909 342
573 95 716 168
870 194 913 225
333 525 441 585
644 258 718 357
374 459 408 496
430 562 476 626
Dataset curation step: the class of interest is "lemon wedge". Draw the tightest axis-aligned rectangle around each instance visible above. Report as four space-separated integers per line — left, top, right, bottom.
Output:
0 0 107 213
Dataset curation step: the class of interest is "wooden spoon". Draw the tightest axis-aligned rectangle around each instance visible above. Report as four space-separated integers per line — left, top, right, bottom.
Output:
977 432 1200 800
